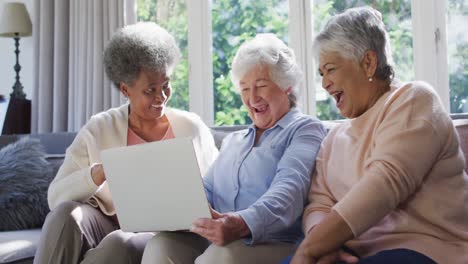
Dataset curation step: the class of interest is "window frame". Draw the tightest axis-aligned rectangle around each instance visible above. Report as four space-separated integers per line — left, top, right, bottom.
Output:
184 0 453 124
288 0 316 116
411 0 450 110
187 0 214 125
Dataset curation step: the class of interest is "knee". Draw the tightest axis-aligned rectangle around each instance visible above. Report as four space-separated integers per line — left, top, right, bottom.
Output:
101 230 136 252
142 233 181 264
35 201 84 261
195 245 235 264
96 230 150 260
43 200 82 228
143 232 175 255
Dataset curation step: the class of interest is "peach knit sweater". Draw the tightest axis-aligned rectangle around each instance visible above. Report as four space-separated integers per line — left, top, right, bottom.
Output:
304 81 468 263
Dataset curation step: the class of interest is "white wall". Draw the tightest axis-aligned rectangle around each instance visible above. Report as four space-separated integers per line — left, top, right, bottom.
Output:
0 0 34 100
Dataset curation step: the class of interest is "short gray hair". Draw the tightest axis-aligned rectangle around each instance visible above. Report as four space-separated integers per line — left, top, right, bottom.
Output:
313 6 394 82
231 33 303 108
104 22 181 88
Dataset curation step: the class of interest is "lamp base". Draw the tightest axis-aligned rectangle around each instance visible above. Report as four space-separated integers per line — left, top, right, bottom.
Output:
10 81 26 99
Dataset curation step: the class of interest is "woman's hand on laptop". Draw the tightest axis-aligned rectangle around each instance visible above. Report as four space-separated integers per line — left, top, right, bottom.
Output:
91 163 106 186
191 208 251 246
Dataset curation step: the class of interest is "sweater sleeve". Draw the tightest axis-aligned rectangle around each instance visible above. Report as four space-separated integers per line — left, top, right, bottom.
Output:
303 140 337 234
193 115 219 206
193 115 219 177
334 85 447 237
48 126 99 210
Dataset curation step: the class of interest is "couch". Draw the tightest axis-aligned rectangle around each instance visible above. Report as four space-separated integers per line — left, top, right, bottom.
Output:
1 120 467 264
0 132 78 264
0 125 249 264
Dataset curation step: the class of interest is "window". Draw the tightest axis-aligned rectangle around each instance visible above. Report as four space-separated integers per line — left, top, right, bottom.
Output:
211 0 289 125
447 0 468 114
137 0 464 124
137 0 189 111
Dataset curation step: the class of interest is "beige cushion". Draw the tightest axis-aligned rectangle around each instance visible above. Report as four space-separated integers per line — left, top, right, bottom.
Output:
454 119 468 172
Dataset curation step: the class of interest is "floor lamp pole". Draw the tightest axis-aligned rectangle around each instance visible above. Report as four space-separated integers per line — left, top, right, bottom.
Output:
11 33 26 99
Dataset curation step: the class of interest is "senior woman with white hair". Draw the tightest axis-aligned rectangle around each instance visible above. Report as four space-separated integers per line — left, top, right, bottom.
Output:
33 22 218 264
141 33 326 264
287 6 468 264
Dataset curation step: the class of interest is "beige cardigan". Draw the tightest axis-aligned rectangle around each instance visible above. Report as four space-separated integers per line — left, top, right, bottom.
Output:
304 81 468 263
48 104 219 215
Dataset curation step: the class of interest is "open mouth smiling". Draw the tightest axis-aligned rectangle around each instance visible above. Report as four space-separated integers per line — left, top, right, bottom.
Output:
253 104 268 114
330 91 344 106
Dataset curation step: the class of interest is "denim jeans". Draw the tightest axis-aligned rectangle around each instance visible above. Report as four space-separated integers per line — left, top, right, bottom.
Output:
280 248 437 264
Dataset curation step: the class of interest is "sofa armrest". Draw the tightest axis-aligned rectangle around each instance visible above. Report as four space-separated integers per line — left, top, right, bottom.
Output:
0 229 41 264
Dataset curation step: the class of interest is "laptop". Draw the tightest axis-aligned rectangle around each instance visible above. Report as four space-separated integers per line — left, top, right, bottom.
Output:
100 137 211 232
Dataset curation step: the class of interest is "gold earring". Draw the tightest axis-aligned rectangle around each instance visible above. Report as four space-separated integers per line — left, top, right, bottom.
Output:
368 76 373 82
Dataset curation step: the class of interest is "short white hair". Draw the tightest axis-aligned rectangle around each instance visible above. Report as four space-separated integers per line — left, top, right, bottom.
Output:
313 6 394 81
230 33 303 107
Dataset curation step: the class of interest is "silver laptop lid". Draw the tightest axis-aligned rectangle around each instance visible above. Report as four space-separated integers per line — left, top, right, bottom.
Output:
101 137 211 232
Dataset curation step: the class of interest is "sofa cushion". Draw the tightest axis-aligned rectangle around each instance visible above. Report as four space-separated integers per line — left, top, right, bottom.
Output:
210 125 248 149
0 229 40 263
454 119 468 172
44 154 66 180
0 137 54 231
0 135 18 150
22 132 77 155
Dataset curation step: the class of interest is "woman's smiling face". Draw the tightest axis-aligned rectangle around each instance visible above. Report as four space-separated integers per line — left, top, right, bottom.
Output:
319 52 373 118
121 69 171 121
240 64 291 130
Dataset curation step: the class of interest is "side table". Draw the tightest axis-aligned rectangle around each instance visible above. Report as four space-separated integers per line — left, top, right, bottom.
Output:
1 96 31 135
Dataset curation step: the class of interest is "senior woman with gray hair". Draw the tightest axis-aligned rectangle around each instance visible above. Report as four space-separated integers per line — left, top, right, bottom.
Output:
141 33 326 264
33 22 218 264
287 6 468 264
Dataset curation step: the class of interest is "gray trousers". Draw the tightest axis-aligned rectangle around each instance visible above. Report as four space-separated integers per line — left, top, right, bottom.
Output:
141 231 297 264
33 201 154 264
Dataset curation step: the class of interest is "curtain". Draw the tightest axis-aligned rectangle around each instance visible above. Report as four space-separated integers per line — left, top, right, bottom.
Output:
32 0 136 133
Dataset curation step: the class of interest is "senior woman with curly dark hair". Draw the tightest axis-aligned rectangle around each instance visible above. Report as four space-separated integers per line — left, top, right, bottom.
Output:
287 6 468 264
33 22 218 264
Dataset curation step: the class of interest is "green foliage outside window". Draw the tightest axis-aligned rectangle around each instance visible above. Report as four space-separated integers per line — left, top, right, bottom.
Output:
212 0 289 125
448 0 468 113
137 0 189 111
137 0 467 124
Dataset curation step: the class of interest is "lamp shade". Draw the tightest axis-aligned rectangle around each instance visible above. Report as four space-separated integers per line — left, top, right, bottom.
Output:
0 2 32 37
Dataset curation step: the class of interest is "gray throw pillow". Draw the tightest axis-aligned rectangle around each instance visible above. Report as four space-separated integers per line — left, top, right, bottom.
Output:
0 137 55 231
